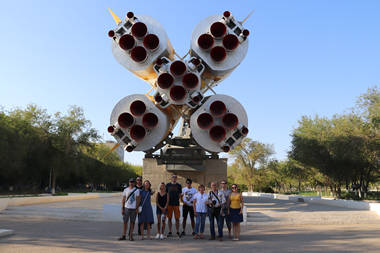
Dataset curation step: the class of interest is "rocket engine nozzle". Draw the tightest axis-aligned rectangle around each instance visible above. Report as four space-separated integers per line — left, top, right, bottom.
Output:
223 34 239 51
130 46 147 62
210 100 226 117
170 61 187 76
197 34 214 50
119 34 135 51
182 73 199 89
157 73 174 89
130 125 146 141
170 86 187 101
209 126 226 142
210 22 226 38
118 112 135 128
222 113 239 130
210 46 227 62
131 22 148 38
197 113 214 129
130 100 146 116
143 34 160 51
142 113 159 129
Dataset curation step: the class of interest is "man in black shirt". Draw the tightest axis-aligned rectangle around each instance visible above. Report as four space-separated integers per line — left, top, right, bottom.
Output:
166 175 182 237
135 176 143 235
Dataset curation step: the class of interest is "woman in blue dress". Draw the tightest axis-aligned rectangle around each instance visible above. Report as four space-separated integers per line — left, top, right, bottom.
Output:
138 180 154 240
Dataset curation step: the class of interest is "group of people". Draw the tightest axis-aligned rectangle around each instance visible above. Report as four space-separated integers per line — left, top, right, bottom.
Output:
119 175 244 242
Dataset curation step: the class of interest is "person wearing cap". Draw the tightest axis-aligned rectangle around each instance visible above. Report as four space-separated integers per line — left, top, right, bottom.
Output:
165 174 182 238
181 178 197 236
119 178 141 241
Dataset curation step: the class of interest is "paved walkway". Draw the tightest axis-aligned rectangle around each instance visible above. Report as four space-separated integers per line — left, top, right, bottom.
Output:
1 196 380 252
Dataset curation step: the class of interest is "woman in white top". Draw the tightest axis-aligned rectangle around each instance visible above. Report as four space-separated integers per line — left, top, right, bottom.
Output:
192 184 207 239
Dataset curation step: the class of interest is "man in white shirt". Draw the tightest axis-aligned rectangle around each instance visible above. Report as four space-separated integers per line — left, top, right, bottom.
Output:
207 181 226 241
118 178 141 241
181 178 197 236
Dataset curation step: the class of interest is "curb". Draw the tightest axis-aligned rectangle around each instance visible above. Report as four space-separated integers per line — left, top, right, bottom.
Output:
0 229 14 238
242 192 380 215
0 192 121 210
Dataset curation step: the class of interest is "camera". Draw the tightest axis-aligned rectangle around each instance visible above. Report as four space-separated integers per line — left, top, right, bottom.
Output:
212 200 217 206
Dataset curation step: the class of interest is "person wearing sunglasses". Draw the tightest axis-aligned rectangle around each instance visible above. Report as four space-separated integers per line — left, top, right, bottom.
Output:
220 180 232 238
227 184 244 241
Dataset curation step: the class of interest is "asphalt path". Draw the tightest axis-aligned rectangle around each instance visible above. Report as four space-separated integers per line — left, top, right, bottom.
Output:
1 196 380 252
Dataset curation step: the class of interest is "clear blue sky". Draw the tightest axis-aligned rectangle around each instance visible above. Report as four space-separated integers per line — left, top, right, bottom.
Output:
1 1 379 165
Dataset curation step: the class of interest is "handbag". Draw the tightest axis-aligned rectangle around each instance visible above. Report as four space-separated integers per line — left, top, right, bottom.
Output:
138 191 149 213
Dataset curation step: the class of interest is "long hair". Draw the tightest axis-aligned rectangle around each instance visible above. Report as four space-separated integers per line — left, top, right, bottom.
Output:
143 180 152 192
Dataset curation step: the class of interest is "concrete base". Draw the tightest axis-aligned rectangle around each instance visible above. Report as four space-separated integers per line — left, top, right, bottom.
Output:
143 158 227 190
0 229 14 238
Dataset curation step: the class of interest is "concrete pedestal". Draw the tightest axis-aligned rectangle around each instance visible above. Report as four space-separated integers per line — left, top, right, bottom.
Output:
142 158 227 190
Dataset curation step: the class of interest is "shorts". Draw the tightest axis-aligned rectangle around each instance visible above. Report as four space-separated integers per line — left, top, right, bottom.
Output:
182 205 194 219
167 205 180 220
123 208 137 223
156 207 168 216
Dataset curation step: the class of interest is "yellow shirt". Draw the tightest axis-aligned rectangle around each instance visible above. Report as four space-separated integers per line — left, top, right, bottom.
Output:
230 193 241 209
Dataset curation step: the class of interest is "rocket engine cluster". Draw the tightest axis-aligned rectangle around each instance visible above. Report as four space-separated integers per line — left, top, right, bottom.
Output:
107 10 250 154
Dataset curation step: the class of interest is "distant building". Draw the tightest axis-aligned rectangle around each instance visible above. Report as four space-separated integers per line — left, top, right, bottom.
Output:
104 140 125 162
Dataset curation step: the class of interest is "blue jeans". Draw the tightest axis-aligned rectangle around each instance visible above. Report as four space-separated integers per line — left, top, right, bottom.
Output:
208 207 223 238
194 212 206 234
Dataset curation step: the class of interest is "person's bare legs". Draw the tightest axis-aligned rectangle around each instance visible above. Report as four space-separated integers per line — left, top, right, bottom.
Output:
147 222 151 239
168 217 172 234
175 218 180 233
140 223 144 240
162 219 166 235
129 222 135 240
237 223 240 240
122 222 127 237
233 223 237 239
157 215 161 234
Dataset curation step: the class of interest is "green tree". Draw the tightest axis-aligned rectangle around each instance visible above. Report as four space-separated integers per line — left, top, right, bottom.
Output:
230 138 274 192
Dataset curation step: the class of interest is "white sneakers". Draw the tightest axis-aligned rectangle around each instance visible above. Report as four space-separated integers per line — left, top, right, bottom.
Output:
156 233 166 240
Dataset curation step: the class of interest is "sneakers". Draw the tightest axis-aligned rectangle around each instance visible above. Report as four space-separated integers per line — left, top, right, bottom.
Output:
181 231 186 236
192 232 196 236
177 232 181 238
160 234 165 240
155 233 160 240
167 232 172 237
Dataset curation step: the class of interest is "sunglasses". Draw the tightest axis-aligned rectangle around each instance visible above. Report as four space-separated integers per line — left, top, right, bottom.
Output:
232 186 237 189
